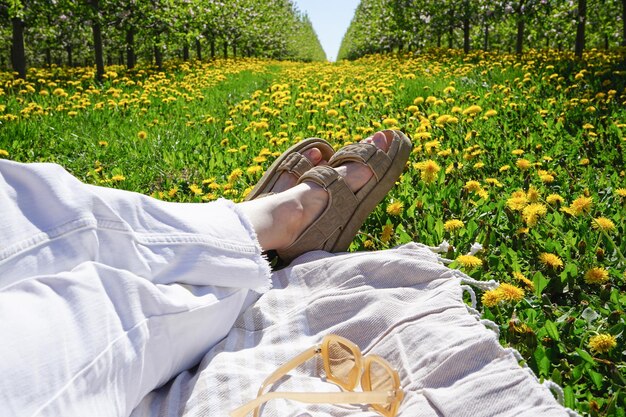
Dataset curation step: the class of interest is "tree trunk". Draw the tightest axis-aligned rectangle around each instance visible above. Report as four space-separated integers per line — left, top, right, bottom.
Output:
223 41 227 58
11 17 26 79
447 10 454 48
183 42 189 60
622 0 626 46
516 18 525 54
195 38 202 60
154 44 163 70
483 20 489 50
210 38 215 59
604 33 609 49
575 0 586 58
463 18 470 53
462 1 470 53
126 29 136 69
66 45 73 66
45 48 52 66
232 42 237 58
437 33 441 48
89 0 105 83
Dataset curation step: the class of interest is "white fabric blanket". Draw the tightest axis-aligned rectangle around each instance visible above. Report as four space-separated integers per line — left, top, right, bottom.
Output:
131 243 576 417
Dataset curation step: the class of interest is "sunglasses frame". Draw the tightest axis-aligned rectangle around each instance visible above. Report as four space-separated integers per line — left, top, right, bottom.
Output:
230 334 404 417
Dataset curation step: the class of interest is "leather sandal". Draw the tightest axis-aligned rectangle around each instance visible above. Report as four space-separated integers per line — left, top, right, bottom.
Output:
244 138 335 201
277 130 412 263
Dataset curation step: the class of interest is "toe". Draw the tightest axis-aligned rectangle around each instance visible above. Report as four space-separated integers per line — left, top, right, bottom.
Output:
372 131 392 152
301 147 323 166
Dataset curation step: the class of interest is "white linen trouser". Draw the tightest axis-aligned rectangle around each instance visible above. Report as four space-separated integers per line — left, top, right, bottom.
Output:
0 160 271 417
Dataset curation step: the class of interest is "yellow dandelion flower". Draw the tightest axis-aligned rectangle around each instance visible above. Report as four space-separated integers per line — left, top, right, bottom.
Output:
526 187 540 202
326 109 339 117
584 267 609 284
615 188 626 197
562 195 593 216
497 283 525 302
444 219 464 232
189 184 203 196
111 174 125 182
592 217 615 232
437 148 452 157
464 180 481 192
168 187 178 197
137 130 148 140
546 194 564 205
246 166 263 175
481 289 502 307
522 203 547 226
485 178 503 187
512 271 535 291
507 195 528 211
462 105 482 116
382 118 399 126
98 141 108 147
588 334 617 354
516 159 531 170
539 253 563 269
381 224 394 243
252 156 267 163
0 149 9 157
228 168 243 183
580 158 590 166
512 149 525 156
457 255 483 268
386 201 404 216
484 109 497 118
415 159 441 184
540 173 555 183
499 165 510 172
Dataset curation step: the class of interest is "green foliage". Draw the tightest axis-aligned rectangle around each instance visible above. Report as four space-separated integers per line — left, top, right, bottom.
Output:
0 0 326 72
338 0 626 60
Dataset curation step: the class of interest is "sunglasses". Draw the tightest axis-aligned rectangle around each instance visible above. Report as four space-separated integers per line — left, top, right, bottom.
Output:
230 334 404 417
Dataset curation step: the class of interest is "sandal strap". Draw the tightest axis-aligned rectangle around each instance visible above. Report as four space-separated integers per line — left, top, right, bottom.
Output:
297 165 358 237
328 142 392 181
277 152 314 178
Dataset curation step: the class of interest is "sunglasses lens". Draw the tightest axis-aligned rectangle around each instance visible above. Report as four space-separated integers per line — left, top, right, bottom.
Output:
367 360 396 412
327 339 357 387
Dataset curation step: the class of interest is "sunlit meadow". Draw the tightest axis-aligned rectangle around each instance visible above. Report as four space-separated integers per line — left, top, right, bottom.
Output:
1 48 625 416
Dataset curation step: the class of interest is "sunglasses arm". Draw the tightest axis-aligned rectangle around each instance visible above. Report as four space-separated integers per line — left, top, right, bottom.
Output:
255 345 320 398
229 390 393 417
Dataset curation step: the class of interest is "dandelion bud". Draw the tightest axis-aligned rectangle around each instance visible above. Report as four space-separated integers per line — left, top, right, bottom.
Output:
596 248 605 261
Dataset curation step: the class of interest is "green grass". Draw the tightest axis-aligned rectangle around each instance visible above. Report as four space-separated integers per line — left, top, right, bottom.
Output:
1 50 626 416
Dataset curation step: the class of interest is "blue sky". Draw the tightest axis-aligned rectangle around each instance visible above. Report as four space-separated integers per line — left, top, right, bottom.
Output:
292 0 361 61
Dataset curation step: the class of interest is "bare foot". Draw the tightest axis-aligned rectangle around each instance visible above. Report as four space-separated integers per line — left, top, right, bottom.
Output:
280 131 393 250
239 131 394 253
268 147 325 194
